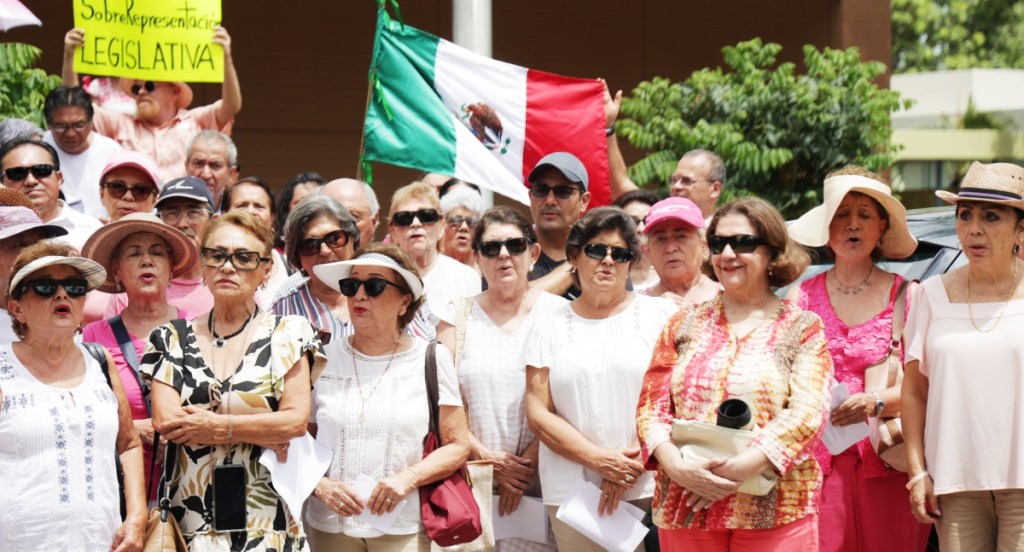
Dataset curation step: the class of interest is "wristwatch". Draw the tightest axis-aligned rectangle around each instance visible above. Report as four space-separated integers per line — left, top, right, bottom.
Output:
871 392 884 417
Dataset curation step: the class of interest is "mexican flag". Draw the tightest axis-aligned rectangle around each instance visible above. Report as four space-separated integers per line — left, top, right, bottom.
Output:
362 9 610 206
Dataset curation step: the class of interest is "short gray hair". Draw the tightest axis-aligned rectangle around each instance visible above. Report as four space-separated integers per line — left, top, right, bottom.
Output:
187 130 238 166
362 181 380 218
439 186 484 214
0 118 43 146
284 195 360 269
683 149 726 187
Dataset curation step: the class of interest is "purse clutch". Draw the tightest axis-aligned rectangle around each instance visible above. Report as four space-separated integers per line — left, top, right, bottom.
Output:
670 419 779 496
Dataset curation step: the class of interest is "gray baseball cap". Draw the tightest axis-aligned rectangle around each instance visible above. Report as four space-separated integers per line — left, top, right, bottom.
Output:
528 152 589 190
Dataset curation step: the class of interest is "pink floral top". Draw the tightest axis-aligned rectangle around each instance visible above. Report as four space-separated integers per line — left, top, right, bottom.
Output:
794 272 908 478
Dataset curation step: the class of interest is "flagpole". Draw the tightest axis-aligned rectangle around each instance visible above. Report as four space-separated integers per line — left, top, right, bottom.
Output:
356 79 373 182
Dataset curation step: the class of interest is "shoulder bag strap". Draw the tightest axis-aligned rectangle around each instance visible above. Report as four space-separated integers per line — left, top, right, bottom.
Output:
157 319 189 518
84 341 111 385
885 279 914 388
424 340 440 437
108 315 152 416
452 297 473 370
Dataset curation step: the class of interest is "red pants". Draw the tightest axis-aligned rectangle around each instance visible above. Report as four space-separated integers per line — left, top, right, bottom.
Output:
658 514 817 551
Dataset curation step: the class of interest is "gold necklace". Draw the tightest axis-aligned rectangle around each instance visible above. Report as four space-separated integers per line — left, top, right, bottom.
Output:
967 260 1019 333
349 337 401 422
831 267 872 295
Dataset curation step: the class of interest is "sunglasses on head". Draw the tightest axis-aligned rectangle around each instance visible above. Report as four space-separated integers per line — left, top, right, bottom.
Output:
130 81 156 96
4 164 54 182
582 243 634 263
391 209 440 227
299 230 350 257
103 181 156 201
338 277 406 297
14 278 89 300
476 237 531 258
529 183 580 200
707 234 766 255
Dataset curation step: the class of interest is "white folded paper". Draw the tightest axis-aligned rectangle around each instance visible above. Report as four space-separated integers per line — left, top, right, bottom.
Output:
352 473 408 532
822 381 871 455
493 495 548 544
258 432 333 521
555 480 647 552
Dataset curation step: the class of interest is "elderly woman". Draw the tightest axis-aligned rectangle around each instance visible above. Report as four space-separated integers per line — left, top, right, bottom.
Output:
440 183 484 270
636 198 832 550
903 162 1024 551
99 151 162 223
306 244 471 549
786 168 929 551
614 189 660 291
640 197 719 309
388 181 481 324
0 241 146 550
221 177 290 306
524 207 676 551
81 212 198 497
436 206 566 551
142 211 326 551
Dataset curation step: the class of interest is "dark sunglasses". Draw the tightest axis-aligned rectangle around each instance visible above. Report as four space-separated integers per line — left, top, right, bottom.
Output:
476 238 531 258
707 234 766 255
15 278 89 300
103 181 156 201
200 248 270 272
130 81 156 96
338 277 406 297
529 183 580 200
4 164 54 182
299 230 350 257
391 209 440 227
583 243 634 263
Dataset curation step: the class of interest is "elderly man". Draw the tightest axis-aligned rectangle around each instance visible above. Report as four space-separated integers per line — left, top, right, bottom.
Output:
639 197 719 308
321 178 380 247
42 86 124 218
186 130 238 210
0 138 102 249
527 152 591 299
62 26 241 182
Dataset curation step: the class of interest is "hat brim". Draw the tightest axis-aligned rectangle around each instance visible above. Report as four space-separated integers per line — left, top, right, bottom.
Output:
935 189 1024 210
9 256 106 297
173 82 193 110
0 222 67 242
312 257 424 300
80 219 199 293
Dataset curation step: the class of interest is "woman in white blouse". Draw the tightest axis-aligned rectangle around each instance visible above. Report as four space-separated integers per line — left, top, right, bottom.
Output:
437 206 566 551
524 207 676 551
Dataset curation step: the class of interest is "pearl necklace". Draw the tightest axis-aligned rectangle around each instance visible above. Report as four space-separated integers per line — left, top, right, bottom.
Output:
966 261 1018 333
830 267 872 295
350 337 401 422
208 305 260 348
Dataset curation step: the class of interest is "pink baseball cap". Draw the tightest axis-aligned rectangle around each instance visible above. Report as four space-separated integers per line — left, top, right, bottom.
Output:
99 151 163 192
641 197 705 233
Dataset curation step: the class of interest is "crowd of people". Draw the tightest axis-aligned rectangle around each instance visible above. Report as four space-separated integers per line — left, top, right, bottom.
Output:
1 25 1023 552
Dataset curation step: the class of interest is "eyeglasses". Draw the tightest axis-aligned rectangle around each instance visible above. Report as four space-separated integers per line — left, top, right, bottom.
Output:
14 278 89 300
391 209 441 227
445 215 478 229
51 120 90 133
582 243 634 263
159 207 209 224
338 277 405 297
707 234 766 255
3 164 54 182
299 230 350 257
530 183 580 200
667 175 712 187
120 245 169 262
200 248 270 271
103 181 156 201
476 238 531 258
130 81 156 96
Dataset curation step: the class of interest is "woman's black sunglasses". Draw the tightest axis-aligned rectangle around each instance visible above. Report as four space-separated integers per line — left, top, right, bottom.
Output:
583 243 634 263
338 277 406 297
476 238 531 258
391 209 440 227
299 230 350 257
15 278 89 299
130 81 156 96
708 234 766 254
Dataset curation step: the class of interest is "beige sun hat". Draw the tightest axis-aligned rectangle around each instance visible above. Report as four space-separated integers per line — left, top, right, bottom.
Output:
935 161 1024 209
80 212 199 293
788 174 918 259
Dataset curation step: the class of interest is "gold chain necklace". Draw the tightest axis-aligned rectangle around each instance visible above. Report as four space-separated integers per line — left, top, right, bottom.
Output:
349 337 401 422
830 267 872 295
967 260 1019 333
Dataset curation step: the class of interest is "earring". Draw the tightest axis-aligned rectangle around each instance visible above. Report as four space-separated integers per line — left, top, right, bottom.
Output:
77 322 83 334
1014 244 1021 255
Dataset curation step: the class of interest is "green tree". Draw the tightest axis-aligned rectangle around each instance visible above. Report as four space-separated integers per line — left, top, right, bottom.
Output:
0 43 62 127
617 39 910 217
892 0 1024 72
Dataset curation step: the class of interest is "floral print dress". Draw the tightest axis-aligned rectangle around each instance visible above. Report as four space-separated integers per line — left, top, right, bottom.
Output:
140 315 325 552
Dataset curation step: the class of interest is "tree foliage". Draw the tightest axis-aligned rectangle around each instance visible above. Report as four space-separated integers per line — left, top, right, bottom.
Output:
617 39 910 217
892 0 1024 72
0 43 61 128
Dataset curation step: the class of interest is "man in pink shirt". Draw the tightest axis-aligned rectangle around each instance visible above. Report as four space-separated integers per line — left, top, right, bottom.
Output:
61 26 242 183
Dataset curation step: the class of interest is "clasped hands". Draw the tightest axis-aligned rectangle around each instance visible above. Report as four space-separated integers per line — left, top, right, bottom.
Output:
665 454 761 512
316 470 418 517
159 406 291 461
592 447 645 516
480 447 537 517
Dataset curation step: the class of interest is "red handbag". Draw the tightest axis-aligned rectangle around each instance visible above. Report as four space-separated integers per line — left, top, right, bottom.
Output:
419 341 482 546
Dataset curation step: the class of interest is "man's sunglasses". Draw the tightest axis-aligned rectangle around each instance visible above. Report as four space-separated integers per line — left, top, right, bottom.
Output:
391 209 440 227
338 277 406 297
707 234 766 255
299 230 350 257
583 243 634 263
14 278 89 300
130 81 156 96
103 181 156 201
530 183 580 200
4 164 54 182
476 238 531 258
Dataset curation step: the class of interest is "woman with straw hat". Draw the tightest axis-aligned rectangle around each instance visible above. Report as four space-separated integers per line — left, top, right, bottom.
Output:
786 166 929 551
902 162 1024 551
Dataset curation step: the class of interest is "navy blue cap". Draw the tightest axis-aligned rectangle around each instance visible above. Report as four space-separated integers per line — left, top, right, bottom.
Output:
156 176 214 210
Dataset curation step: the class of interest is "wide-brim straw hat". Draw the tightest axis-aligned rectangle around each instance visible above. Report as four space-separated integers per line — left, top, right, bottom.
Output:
936 161 1024 209
80 213 198 293
788 174 918 259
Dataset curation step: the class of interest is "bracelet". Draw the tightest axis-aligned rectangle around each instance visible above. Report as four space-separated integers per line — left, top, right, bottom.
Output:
225 414 233 440
905 471 930 490
605 125 615 137
408 465 422 483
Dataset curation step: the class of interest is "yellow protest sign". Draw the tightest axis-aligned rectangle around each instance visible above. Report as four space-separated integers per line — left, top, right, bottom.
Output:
73 0 223 83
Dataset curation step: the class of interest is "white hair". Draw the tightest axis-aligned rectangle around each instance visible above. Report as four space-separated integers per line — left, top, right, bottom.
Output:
440 186 484 214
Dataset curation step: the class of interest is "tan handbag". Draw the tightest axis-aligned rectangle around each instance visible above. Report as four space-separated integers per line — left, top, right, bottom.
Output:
670 419 779 496
864 280 911 472
142 507 188 552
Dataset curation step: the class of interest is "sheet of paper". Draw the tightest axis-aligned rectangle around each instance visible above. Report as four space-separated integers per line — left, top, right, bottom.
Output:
554 480 648 552
352 473 408 532
821 381 871 455
493 495 549 544
258 432 333 521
